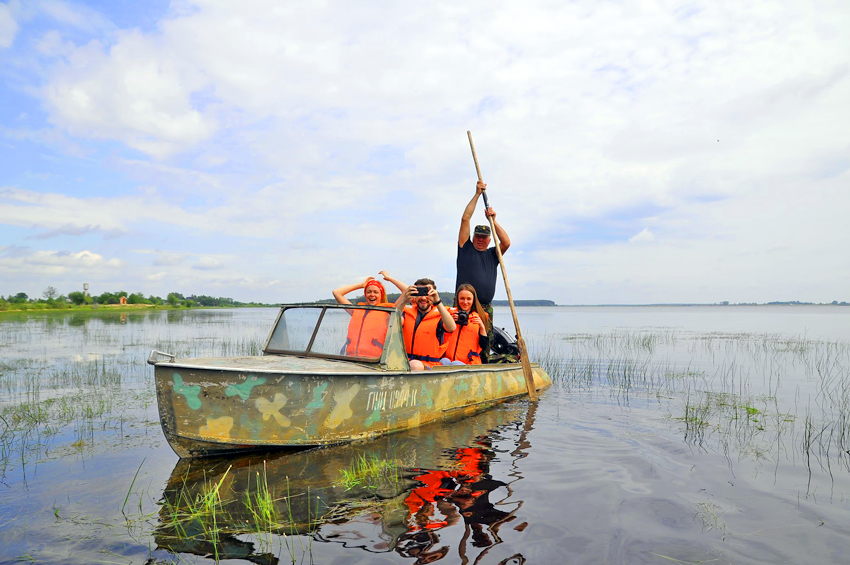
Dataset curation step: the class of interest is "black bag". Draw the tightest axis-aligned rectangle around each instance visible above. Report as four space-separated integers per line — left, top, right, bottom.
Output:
490 326 519 357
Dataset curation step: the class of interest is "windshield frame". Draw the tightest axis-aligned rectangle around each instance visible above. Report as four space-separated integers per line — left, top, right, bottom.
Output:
262 303 401 365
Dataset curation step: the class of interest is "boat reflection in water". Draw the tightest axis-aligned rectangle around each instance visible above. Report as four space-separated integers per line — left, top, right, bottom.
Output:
155 400 537 564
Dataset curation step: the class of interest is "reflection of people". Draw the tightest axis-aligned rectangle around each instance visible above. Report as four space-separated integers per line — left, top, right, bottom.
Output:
403 469 460 532
396 278 457 371
333 272 405 358
398 444 511 562
396 530 450 564
456 180 510 363
441 284 489 365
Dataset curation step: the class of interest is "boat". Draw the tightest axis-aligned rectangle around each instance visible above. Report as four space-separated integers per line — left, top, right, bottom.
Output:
147 303 551 458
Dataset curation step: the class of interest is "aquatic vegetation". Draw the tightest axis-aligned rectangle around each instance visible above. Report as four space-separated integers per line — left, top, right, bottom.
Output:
530 328 850 488
4 307 850 564
152 463 319 564
338 452 401 491
0 310 273 482
693 501 729 540
157 467 234 560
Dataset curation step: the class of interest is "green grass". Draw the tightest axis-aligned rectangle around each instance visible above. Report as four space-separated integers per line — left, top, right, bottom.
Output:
156 467 234 560
338 452 401 491
0 308 272 478
151 462 319 564
530 329 850 482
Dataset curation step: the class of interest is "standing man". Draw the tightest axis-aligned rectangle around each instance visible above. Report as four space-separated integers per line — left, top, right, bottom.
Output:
456 180 510 362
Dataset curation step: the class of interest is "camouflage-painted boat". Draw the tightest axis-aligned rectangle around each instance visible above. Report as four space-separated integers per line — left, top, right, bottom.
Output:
148 303 551 458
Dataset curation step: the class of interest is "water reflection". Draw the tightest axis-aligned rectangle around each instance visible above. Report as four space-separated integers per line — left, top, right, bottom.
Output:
68 312 88 326
155 401 537 564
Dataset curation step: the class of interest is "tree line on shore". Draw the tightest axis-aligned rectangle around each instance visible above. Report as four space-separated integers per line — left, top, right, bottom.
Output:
0 287 267 311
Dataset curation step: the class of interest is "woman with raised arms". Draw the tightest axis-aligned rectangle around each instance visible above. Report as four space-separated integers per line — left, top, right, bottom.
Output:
332 271 406 358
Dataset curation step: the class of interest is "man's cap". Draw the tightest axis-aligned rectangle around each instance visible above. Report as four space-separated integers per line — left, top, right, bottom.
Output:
473 225 491 236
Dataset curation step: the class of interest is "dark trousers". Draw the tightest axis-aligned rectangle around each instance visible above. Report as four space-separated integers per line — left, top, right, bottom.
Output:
481 303 494 363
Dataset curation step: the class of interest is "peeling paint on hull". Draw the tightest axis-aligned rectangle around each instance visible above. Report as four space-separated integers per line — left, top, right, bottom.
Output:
154 358 551 458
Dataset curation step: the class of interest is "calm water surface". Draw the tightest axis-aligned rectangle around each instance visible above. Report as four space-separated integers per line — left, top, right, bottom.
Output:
2 306 850 564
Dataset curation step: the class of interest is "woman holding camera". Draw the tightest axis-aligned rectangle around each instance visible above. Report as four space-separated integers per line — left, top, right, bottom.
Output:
441 283 489 365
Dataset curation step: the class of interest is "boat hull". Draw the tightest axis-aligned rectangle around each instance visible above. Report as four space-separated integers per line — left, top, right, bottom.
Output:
154 357 550 457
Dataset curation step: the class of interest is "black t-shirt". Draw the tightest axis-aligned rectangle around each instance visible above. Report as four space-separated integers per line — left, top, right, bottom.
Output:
455 239 499 305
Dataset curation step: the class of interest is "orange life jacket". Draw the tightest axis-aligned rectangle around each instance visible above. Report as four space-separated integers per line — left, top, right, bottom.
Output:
343 303 392 358
403 447 487 531
402 305 447 366
403 469 455 531
443 308 486 364
454 447 485 477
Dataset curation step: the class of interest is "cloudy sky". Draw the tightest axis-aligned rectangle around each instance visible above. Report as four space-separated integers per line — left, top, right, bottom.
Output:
1 0 848 305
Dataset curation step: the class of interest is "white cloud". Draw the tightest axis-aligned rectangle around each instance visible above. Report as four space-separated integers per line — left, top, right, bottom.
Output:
30 249 119 267
2 0 849 302
146 251 188 267
0 248 122 279
193 256 225 270
43 31 216 158
37 0 114 33
2 0 117 50
0 125 90 157
629 228 655 243
0 186 282 238
520 170 850 304
0 2 18 48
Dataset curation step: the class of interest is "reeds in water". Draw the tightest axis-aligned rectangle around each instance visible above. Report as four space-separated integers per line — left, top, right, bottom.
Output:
530 329 850 490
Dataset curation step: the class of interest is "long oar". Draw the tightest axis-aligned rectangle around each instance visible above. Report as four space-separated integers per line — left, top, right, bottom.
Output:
467 131 538 401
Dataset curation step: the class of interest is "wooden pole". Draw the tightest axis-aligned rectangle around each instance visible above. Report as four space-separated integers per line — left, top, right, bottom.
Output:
467 131 538 401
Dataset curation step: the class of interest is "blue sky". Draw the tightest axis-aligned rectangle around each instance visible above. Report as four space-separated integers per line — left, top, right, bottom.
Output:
1 0 849 304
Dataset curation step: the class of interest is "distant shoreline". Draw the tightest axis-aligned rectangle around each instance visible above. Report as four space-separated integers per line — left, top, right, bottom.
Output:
2 302 847 318
0 304 274 316
548 302 849 307
315 296 848 308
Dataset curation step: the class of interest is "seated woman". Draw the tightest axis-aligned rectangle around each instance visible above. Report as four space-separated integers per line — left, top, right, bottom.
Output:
333 271 406 358
441 284 489 365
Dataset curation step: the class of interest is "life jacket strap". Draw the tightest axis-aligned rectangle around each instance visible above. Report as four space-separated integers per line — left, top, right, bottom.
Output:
409 353 442 363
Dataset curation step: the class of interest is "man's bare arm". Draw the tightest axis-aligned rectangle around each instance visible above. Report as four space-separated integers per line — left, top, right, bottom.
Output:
394 285 414 310
459 181 486 247
486 208 511 254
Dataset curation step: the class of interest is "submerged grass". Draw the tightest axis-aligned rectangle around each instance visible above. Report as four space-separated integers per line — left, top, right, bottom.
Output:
339 452 401 491
530 329 850 488
0 309 271 480
152 462 319 564
4 308 850 561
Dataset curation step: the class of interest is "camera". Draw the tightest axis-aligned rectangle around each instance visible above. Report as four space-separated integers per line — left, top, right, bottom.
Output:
456 310 469 326
413 286 430 296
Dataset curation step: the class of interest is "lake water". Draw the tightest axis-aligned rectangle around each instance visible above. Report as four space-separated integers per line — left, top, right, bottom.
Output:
2 305 850 564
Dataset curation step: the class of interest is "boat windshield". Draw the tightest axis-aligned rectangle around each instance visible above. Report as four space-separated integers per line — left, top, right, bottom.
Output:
264 305 393 361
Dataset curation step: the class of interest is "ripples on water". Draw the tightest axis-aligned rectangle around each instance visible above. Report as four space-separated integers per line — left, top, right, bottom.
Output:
1 306 850 564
